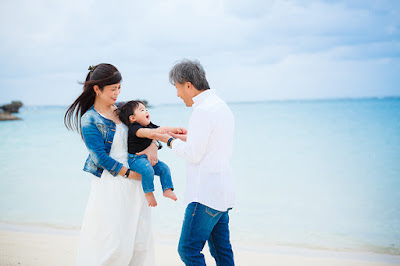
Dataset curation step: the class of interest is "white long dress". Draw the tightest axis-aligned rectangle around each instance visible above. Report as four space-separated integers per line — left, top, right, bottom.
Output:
76 123 155 266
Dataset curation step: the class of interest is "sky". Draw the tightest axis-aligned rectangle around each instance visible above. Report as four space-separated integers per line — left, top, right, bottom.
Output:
0 0 399 106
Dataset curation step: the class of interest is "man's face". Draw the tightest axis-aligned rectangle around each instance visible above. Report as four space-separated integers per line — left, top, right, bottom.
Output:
175 82 194 107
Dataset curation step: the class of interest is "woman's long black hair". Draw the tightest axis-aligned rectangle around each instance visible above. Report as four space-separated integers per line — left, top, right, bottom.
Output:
64 63 122 138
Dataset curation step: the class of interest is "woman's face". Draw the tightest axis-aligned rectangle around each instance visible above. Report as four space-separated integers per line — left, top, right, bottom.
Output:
98 82 121 105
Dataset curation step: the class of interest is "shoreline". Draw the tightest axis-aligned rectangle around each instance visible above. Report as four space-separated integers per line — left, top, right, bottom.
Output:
1 221 398 256
0 222 399 266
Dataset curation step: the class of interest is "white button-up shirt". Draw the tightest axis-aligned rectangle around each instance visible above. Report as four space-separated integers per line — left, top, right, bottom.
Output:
172 89 236 211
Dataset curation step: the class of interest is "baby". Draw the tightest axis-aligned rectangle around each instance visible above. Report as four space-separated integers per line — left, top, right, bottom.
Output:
118 100 182 207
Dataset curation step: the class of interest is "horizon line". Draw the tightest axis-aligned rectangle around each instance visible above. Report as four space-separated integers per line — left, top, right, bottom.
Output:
3 95 400 108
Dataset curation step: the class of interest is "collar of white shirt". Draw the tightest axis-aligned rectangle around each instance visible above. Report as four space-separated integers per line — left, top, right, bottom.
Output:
192 89 215 109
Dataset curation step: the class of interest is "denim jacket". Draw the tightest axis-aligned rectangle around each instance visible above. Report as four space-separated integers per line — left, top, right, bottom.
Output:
81 105 123 177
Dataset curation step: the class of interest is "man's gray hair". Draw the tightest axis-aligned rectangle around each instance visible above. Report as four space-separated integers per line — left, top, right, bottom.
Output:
169 59 210 91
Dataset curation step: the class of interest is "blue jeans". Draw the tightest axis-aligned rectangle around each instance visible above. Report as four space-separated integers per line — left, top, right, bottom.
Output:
127 154 173 193
178 202 234 266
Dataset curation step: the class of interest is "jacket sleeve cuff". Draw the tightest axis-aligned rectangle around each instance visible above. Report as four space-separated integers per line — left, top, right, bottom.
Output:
109 161 124 177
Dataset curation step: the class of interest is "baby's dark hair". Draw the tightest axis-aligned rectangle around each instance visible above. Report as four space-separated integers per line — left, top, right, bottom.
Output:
117 100 144 126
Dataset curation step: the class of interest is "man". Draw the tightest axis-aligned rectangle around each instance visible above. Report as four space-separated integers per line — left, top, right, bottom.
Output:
153 59 236 265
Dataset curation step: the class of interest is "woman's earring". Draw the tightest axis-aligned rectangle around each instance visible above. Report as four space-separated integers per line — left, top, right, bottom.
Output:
96 92 98 96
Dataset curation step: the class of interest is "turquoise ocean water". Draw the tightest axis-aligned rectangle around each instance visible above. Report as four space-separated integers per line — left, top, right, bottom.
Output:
0 98 399 255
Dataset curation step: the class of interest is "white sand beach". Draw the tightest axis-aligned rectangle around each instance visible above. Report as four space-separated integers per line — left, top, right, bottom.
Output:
0 224 399 266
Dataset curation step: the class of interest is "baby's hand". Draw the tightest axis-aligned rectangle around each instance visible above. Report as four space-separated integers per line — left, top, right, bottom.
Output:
156 127 167 134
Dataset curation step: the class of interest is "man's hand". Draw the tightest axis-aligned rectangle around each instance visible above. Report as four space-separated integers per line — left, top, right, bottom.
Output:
152 126 187 144
169 132 187 142
176 127 187 135
152 130 187 144
151 132 171 143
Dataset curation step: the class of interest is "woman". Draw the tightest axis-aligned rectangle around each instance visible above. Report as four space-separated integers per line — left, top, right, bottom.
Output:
64 64 157 265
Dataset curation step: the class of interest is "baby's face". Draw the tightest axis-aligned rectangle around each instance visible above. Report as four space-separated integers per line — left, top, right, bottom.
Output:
133 103 150 126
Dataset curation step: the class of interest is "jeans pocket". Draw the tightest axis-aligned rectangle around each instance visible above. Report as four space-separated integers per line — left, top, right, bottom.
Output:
128 154 136 161
205 206 221 217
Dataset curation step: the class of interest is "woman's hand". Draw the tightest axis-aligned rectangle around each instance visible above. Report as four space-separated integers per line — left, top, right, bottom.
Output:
119 167 142 180
136 141 158 166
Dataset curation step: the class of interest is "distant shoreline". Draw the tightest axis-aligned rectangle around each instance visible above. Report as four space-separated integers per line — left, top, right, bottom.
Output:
9 96 400 109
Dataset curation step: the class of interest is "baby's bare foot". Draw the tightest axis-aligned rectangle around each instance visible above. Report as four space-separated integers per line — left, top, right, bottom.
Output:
163 189 177 201
145 192 157 207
